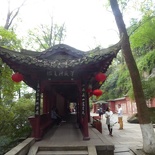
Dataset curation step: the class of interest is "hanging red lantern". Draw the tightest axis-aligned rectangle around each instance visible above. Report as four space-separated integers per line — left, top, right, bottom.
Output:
95 72 106 84
93 89 103 99
11 72 24 82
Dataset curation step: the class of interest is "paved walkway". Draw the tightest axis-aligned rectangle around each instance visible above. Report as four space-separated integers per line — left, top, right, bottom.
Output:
29 113 154 155
99 113 143 147
91 113 155 154
92 113 143 155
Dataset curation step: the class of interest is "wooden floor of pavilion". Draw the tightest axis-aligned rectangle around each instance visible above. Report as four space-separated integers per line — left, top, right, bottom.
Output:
28 113 114 154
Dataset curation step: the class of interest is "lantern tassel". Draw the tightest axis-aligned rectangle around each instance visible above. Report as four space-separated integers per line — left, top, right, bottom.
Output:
96 96 100 100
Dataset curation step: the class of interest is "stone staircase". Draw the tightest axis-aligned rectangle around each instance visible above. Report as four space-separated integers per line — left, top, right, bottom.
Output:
28 146 97 155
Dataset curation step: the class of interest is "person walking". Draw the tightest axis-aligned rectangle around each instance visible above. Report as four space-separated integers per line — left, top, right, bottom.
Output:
105 107 113 136
117 104 123 130
98 106 103 118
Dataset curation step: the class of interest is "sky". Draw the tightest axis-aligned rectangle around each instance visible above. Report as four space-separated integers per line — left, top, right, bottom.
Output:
0 0 141 51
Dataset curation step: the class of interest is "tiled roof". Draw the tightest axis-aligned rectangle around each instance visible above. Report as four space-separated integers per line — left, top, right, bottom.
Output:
0 43 121 89
0 42 121 71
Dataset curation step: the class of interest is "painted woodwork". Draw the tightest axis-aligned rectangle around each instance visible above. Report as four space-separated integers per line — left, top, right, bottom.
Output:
0 42 121 140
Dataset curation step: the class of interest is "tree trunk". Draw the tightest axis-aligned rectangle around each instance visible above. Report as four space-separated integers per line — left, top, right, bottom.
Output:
110 0 155 153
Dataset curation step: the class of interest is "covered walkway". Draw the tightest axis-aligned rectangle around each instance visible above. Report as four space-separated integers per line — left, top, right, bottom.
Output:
27 113 114 155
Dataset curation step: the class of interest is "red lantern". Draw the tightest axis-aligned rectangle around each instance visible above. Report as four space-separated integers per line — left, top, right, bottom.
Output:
11 72 24 82
95 72 106 84
93 89 103 99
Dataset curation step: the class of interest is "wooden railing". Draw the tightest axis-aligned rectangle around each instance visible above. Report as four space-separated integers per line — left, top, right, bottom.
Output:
28 113 54 140
4 138 35 155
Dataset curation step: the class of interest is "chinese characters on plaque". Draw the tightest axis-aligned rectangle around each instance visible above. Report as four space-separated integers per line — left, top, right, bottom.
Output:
35 82 41 115
81 84 86 116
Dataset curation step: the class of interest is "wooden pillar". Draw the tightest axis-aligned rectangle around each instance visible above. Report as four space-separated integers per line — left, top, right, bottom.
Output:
43 92 48 113
28 81 42 140
76 99 80 124
34 81 41 140
35 81 41 115
81 83 90 140
77 83 82 128
48 92 54 115
86 94 90 122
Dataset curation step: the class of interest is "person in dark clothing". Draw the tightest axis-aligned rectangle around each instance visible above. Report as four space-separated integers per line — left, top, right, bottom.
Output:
51 107 62 125
98 107 103 118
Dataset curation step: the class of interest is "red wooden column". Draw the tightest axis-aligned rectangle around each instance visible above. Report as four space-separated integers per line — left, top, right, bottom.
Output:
43 92 48 113
86 94 90 122
76 98 80 124
29 81 42 140
81 83 90 140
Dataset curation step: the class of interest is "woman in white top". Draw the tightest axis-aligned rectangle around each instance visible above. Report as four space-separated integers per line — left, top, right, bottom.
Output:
105 107 113 136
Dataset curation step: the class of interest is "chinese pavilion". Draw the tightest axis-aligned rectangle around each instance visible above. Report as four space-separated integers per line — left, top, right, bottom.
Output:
0 42 121 140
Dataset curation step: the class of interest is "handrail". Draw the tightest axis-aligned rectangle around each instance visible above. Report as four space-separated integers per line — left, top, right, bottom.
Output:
4 138 35 155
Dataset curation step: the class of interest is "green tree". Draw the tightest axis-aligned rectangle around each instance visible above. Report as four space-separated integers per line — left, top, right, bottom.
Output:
110 0 155 153
0 98 34 154
23 18 66 51
0 27 22 104
130 16 155 54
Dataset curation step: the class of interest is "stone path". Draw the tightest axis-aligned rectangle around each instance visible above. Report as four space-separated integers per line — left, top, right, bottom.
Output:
93 113 154 155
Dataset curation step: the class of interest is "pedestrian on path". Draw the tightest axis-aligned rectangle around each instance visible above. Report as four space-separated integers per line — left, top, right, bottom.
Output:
117 104 123 130
51 107 62 126
98 106 103 118
105 107 113 136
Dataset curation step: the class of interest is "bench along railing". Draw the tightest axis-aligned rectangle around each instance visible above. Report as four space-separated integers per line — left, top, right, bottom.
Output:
28 113 54 140
91 116 102 133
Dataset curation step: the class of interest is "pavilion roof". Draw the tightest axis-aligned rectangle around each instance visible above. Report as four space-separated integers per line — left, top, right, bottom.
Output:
0 43 121 70
0 42 121 89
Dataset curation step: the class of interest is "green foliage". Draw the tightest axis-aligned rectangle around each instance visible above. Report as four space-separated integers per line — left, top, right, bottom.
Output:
100 70 119 100
116 65 131 94
0 27 22 104
89 100 93 110
100 62 131 100
130 16 155 54
0 98 34 138
101 11 155 101
142 77 155 100
0 26 21 50
101 49 155 101
0 98 34 154
0 62 14 104
139 0 155 17
148 107 155 123
23 23 66 51
137 50 155 74
11 98 34 138
0 104 14 136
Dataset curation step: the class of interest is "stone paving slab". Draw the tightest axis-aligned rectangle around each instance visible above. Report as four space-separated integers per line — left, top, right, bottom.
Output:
37 150 88 155
91 113 145 155
129 147 146 155
114 152 132 155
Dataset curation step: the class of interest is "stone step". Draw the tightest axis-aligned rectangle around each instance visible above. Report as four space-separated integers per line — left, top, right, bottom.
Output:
37 150 88 155
34 146 97 155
